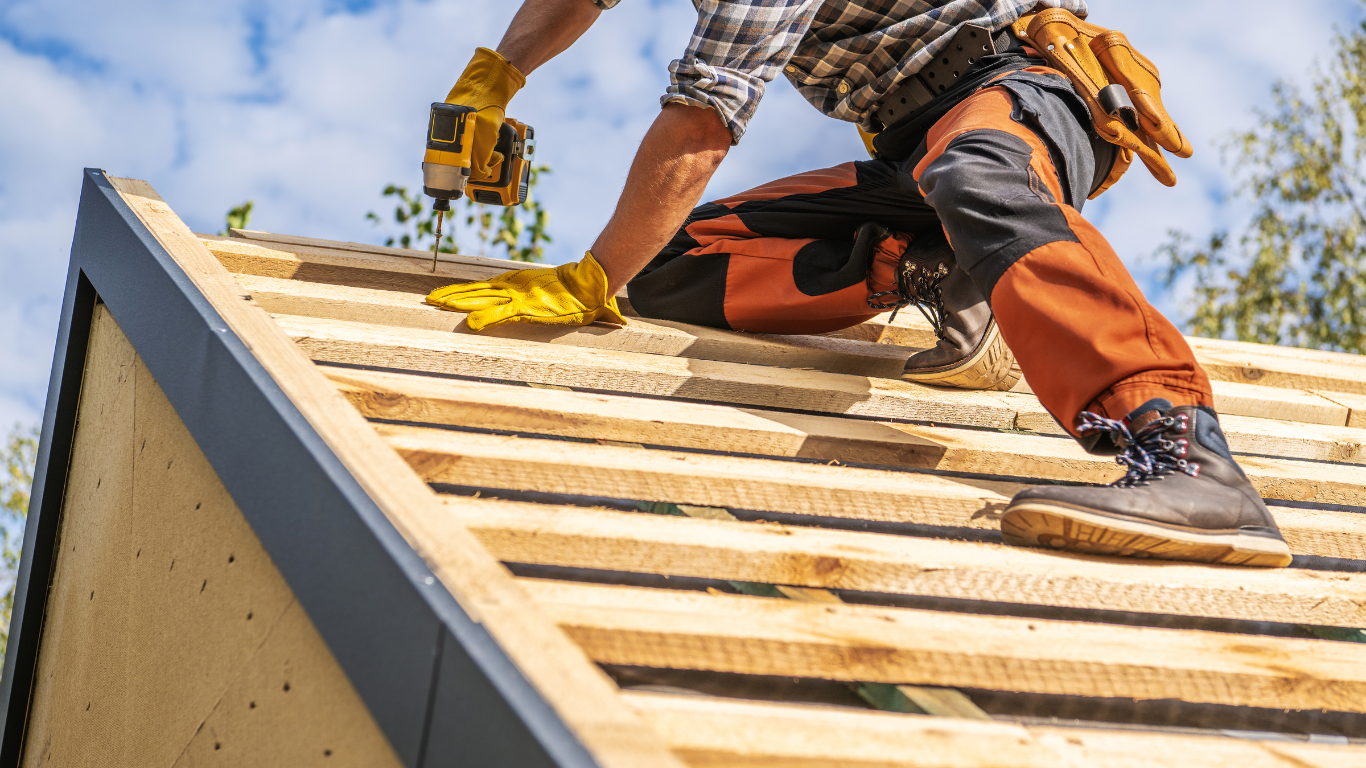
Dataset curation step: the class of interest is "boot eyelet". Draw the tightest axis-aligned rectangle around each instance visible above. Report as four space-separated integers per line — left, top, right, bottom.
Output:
1173 438 1188 458
1185 462 1200 478
1173 414 1189 434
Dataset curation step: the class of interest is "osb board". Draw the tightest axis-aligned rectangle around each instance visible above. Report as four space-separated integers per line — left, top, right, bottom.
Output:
21 304 401 768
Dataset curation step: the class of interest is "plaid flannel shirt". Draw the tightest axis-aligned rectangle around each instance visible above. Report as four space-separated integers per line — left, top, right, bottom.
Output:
591 0 1088 142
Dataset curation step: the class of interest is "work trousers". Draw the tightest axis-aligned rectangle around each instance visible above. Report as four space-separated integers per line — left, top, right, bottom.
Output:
627 67 1213 443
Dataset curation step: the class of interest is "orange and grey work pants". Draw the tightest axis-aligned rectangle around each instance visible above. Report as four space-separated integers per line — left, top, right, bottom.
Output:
626 66 1214 448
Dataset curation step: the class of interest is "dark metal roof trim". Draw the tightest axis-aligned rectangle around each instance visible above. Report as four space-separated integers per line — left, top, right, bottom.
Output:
0 170 598 768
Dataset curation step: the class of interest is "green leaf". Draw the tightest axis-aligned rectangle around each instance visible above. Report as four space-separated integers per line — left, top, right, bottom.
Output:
1160 21 1366 354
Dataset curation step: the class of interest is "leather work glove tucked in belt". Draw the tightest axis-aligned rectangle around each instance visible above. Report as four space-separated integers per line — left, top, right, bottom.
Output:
426 252 626 331
1012 9 1192 195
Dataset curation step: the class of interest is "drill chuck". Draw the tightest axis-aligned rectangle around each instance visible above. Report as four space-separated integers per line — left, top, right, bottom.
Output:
422 162 470 202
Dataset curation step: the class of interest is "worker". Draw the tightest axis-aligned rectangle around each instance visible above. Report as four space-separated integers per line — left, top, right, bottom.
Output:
426 0 1293 568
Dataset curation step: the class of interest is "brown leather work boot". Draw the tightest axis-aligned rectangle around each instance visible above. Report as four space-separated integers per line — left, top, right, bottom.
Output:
869 228 1018 391
1000 400 1292 567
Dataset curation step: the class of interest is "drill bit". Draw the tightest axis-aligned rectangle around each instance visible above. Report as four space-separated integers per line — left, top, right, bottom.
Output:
431 208 444 272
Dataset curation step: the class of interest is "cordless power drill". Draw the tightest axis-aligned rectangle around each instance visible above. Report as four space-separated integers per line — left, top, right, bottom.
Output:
421 102 536 270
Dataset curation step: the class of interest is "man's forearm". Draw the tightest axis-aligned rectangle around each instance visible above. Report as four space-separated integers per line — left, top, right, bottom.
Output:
496 0 601 75
592 103 733 294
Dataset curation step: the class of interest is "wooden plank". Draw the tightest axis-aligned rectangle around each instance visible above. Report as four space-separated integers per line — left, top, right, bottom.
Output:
821 311 940 349
1210 381 1350 426
672 505 991 721
1186 335 1366 369
1006 382 1351 431
1318 390 1366 429
861 314 1366 398
220 231 1366 400
226 228 527 272
526 578 1366 713
746 409 1366 509
378 422 1019 530
213 232 644 313
1195 344 1366 394
624 692 1356 768
280 314 1022 428
201 235 507 296
378 420 1366 559
328 368 811 456
279 312 1358 434
1216 414 1366 463
444 501 1366 627
330 366 1366 468
236 274 915 378
1023 725 1362 768
113 178 687 768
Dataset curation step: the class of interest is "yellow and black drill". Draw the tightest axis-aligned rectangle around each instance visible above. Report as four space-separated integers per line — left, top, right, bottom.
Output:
421 102 536 270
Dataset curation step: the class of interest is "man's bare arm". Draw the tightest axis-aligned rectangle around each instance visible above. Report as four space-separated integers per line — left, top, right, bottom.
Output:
592 102 733 293
491 1 733 295
496 0 601 75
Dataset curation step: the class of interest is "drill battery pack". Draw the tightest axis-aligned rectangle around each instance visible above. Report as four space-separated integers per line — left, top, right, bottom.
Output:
466 118 536 206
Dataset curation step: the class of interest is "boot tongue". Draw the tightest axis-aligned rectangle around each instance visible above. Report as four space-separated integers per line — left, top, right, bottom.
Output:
1124 399 1173 432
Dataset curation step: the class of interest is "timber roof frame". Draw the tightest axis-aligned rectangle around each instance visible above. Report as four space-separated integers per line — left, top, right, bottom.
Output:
0 169 614 768
5 169 1366 767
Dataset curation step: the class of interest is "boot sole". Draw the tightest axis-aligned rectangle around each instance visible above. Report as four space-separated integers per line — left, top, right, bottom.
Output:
1000 500 1293 568
901 320 1021 392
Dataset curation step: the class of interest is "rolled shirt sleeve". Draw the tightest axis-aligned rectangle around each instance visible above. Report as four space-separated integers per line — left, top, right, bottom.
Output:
665 0 822 143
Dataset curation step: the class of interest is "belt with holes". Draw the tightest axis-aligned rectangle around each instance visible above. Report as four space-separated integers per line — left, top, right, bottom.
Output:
874 24 997 131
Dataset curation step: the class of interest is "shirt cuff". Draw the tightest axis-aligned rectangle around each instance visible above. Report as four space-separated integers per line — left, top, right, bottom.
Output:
666 57 766 144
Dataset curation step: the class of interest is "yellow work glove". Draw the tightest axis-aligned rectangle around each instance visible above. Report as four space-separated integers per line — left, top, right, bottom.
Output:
446 47 526 181
426 252 627 331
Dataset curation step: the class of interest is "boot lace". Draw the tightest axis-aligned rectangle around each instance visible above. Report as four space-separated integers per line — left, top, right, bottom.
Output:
1076 411 1199 487
867 256 950 339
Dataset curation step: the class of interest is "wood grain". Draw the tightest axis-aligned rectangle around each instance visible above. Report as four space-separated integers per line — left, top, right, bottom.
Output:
1006 383 1352 432
625 692 1357 768
235 273 915 377
202 235 507 296
378 422 1020 531
280 314 1022 428
376 417 1366 558
528 578 1366 713
444 501 1366 627
330 366 1366 468
217 231 1366 400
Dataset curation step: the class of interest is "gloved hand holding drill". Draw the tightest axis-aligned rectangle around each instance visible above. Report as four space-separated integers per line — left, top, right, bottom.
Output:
447 47 525 182
425 40 632 328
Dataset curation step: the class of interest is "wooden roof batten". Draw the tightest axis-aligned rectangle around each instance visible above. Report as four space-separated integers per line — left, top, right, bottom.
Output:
3 169 1366 767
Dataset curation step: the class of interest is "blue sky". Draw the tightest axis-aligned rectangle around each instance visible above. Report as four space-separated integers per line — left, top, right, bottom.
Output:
0 0 1362 431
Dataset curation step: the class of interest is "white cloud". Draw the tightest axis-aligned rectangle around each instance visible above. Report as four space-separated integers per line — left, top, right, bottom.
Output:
0 0 1361 430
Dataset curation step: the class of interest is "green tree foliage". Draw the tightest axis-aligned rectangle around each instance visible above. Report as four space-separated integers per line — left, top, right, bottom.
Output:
219 200 254 236
0 423 39 667
1160 18 1366 352
366 165 552 263
364 185 450 252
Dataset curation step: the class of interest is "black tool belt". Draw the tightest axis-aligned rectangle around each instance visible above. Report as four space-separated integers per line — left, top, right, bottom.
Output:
874 22 1032 129
875 24 999 130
